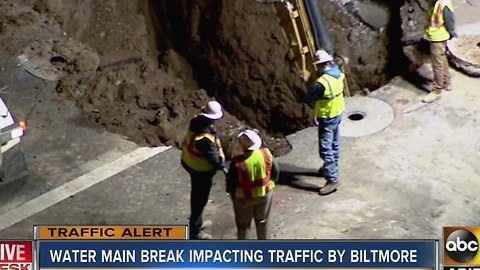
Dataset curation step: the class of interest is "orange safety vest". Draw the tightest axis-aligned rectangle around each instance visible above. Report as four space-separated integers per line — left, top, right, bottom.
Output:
426 0 454 42
181 131 216 172
233 148 275 199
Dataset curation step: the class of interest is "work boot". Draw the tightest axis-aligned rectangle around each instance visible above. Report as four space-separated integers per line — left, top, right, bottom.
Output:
422 91 441 103
319 181 340 195
192 232 212 240
201 220 213 229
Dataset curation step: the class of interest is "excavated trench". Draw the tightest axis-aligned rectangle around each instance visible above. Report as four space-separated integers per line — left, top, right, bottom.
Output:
145 0 417 152
22 0 430 157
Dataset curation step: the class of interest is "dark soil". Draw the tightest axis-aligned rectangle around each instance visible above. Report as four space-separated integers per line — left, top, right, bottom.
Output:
149 0 431 139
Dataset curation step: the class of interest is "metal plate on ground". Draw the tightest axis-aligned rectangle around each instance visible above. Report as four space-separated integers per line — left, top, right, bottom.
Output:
340 96 394 138
447 22 480 77
21 37 99 81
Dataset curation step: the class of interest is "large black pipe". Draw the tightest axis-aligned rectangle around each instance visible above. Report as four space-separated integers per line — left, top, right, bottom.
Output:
303 0 334 55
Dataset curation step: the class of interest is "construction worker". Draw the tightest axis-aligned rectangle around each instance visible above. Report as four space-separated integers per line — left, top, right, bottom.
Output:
305 49 345 195
181 100 226 240
422 0 457 103
225 129 280 240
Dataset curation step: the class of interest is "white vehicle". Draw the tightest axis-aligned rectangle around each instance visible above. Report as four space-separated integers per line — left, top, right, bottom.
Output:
0 90 28 187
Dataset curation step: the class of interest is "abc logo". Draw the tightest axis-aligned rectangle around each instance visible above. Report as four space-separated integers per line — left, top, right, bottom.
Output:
445 229 479 263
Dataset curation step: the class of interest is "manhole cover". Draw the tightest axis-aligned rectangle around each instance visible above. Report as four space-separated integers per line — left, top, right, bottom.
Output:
20 37 99 81
340 96 394 138
447 22 480 77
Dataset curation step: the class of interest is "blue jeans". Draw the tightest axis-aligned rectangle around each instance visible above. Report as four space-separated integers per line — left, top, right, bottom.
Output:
317 114 342 183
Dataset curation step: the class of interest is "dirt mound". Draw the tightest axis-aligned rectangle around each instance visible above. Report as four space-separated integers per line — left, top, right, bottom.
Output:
25 0 292 156
78 56 220 147
74 55 291 157
0 3 40 35
447 33 480 77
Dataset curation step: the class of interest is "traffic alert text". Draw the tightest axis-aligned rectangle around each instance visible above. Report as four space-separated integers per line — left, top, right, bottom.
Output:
48 248 418 264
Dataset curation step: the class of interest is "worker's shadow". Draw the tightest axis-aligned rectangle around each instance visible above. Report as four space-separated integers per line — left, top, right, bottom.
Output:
277 163 323 192
402 70 431 92
399 40 433 93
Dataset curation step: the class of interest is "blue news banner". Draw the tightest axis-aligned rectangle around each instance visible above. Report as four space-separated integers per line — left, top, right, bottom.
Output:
39 241 437 269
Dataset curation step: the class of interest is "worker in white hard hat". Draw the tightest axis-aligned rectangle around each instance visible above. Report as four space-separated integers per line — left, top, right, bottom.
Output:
225 129 280 239
305 49 345 195
181 100 227 240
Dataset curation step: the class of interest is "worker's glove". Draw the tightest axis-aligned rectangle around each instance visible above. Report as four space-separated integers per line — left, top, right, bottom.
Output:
314 116 319 126
450 32 458 39
222 168 228 175
285 1 294 10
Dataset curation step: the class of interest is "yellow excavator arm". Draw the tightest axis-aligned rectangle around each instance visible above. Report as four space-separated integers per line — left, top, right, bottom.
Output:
271 0 318 86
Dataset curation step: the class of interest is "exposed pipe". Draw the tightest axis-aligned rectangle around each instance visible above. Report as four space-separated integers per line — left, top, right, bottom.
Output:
303 0 334 55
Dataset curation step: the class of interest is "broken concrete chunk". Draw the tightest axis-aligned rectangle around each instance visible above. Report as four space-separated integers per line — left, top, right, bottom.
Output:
22 37 99 81
355 2 390 30
447 29 480 77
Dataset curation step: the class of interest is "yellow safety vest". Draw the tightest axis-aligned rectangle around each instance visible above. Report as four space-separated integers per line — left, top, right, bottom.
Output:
314 73 345 119
233 148 275 199
426 0 454 42
181 131 216 172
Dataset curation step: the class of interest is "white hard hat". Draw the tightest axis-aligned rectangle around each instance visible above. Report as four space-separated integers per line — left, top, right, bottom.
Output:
201 101 223 120
237 129 263 150
314 49 333 65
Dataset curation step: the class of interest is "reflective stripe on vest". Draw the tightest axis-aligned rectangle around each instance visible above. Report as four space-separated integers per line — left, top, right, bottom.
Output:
314 73 345 119
426 0 453 42
234 148 275 199
181 131 216 172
